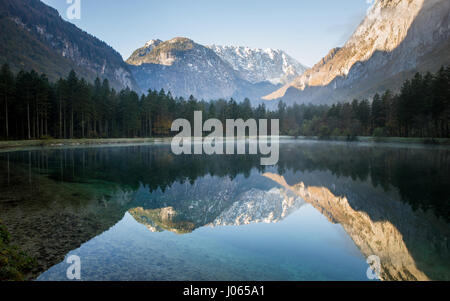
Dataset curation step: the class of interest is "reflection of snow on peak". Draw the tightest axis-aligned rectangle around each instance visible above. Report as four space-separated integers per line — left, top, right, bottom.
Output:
210 188 305 226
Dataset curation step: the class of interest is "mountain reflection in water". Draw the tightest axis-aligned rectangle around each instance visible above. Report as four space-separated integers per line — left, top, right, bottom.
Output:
0 141 448 280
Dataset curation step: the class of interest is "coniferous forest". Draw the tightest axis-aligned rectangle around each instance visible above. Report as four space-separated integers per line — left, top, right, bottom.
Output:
0 63 449 140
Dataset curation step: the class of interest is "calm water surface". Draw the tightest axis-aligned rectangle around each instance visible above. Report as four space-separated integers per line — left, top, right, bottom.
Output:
0 140 448 281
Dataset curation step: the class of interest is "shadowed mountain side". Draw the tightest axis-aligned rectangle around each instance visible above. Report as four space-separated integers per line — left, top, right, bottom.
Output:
126 37 283 103
0 0 139 91
263 172 450 281
263 0 450 105
128 62 281 103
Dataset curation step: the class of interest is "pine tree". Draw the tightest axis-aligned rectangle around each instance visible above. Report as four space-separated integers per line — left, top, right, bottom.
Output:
0 64 14 139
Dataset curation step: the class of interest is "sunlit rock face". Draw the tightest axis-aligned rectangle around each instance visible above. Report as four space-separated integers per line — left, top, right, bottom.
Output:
263 172 450 281
264 0 450 104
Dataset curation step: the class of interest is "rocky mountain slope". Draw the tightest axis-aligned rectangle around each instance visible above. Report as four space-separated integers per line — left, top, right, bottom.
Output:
208 45 307 85
127 38 307 102
126 37 244 100
264 0 450 105
0 0 139 91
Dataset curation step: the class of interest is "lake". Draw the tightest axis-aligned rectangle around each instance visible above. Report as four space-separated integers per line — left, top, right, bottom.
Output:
0 140 449 281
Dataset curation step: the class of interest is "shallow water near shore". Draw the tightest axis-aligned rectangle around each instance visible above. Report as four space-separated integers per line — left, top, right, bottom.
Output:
0 140 448 281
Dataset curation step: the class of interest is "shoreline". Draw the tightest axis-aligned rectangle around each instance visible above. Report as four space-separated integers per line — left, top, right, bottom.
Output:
0 138 172 152
0 136 449 152
304 136 450 145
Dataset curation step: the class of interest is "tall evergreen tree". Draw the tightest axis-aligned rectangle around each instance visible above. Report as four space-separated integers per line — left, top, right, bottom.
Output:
0 64 14 139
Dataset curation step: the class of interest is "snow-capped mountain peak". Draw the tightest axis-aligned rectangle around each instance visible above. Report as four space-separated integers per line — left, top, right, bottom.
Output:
208 45 308 85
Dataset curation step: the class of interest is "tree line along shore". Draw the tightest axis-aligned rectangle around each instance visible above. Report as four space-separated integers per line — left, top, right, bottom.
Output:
0 64 449 142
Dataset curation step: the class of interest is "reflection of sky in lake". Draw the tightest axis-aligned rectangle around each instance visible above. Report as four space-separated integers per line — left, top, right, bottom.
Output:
38 205 371 281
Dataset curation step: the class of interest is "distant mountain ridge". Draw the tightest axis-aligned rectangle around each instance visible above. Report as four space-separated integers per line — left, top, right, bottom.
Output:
0 0 139 91
207 45 308 85
263 0 450 105
126 37 306 102
126 37 247 100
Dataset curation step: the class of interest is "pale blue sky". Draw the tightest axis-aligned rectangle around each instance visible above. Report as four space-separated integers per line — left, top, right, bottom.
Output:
42 0 372 66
